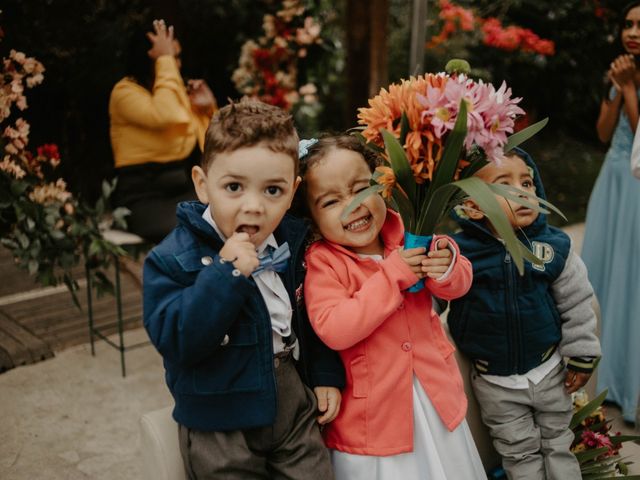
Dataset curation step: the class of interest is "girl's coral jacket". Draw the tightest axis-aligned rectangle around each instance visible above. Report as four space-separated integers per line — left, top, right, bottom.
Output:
304 209 472 456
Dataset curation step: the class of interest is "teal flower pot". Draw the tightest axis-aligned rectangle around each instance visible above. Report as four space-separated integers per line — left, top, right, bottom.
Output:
404 232 432 293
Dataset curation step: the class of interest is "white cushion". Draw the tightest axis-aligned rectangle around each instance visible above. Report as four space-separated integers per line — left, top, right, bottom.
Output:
102 229 146 246
139 406 186 480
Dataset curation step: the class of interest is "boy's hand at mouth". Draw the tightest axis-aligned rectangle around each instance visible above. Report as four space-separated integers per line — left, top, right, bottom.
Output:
220 232 260 277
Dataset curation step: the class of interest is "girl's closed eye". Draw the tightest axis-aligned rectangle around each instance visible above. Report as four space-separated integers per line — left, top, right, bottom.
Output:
321 198 338 208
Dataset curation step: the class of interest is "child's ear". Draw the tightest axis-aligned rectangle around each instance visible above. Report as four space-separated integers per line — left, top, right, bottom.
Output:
191 165 210 204
464 199 485 221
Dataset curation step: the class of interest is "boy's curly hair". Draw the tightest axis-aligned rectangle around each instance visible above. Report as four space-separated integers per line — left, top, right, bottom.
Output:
202 98 299 173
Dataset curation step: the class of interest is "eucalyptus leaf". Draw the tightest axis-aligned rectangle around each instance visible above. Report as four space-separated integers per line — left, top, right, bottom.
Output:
460 157 489 179
16 232 30 249
50 229 66 240
504 118 549 153
102 180 112 199
88 239 103 257
452 177 530 274
488 183 567 220
341 184 385 220
28 260 38 275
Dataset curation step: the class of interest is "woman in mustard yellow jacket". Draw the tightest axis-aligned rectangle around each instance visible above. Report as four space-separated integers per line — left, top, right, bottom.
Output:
109 19 216 243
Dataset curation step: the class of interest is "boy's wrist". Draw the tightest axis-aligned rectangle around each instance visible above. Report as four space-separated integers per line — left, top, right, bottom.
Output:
567 356 600 373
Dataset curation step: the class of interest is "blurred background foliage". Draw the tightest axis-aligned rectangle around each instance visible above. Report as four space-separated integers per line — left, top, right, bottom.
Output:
1 0 635 224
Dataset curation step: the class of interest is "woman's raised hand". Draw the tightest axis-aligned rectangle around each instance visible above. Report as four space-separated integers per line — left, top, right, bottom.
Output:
146 19 176 59
609 53 636 91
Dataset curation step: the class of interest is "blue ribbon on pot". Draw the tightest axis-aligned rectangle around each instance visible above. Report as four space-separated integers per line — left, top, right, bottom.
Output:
404 232 432 293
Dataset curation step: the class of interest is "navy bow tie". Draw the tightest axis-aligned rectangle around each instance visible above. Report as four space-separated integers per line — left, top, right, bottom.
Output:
253 242 291 275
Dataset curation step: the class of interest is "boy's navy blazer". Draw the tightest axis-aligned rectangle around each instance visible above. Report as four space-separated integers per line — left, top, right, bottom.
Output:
143 201 345 432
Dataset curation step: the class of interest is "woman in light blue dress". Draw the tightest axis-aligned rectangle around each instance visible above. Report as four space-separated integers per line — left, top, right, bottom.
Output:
582 1 640 423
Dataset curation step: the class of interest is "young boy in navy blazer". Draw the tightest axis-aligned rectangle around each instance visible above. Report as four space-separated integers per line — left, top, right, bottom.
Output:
143 99 344 479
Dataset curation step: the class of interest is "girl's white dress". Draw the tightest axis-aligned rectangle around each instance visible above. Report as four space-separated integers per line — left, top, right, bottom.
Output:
331 376 487 480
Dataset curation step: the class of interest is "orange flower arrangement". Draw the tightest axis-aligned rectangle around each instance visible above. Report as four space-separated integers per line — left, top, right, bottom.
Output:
359 75 448 192
346 60 554 288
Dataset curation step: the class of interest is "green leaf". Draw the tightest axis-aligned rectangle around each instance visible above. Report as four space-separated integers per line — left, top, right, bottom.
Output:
611 435 640 444
63 275 81 309
399 112 410 146
95 198 105 216
504 118 549 153
11 181 30 196
460 157 489 179
391 189 415 230
580 456 620 473
341 184 385 220
429 100 468 199
452 177 531 273
487 183 567 221
16 232 30 249
50 229 66 240
351 131 385 153
28 260 39 275
416 183 460 235
101 179 113 199
88 239 102 257
382 129 416 206
576 447 610 463
571 389 608 430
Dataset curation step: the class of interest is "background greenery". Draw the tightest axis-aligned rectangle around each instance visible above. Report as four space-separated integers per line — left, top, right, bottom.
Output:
1 0 634 225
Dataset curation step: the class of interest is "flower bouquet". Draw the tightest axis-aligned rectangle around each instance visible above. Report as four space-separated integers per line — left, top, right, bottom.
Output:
571 389 640 478
347 59 561 291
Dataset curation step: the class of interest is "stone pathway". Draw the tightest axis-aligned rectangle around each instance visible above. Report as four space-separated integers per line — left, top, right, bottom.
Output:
0 328 171 479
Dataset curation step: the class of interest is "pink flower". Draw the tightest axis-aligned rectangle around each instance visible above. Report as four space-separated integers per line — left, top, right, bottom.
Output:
0 156 26 179
581 430 614 456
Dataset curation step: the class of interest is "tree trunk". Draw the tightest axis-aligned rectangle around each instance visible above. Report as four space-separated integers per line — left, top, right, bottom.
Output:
345 0 389 126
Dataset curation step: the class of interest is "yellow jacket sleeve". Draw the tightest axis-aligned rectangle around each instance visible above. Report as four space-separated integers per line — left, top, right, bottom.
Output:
110 56 191 129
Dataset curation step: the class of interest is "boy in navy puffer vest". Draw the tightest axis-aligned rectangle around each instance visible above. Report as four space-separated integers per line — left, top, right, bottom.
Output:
448 148 601 480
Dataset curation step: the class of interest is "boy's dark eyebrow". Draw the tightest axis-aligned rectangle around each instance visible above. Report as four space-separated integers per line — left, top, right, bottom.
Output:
220 174 290 184
491 173 511 182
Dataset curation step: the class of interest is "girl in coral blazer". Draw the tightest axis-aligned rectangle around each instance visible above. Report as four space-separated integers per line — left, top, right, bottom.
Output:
296 135 486 480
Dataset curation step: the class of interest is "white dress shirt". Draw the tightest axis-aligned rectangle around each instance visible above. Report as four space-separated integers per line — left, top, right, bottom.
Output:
202 206 297 356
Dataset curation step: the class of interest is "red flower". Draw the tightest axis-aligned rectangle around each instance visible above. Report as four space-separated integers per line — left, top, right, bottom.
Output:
37 143 60 160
